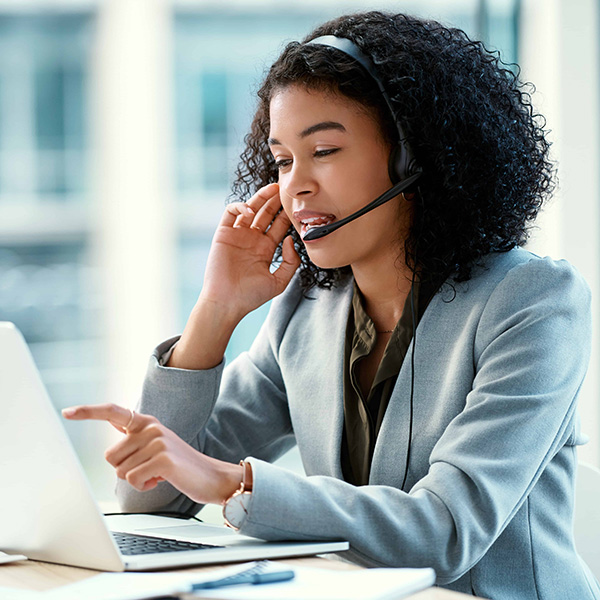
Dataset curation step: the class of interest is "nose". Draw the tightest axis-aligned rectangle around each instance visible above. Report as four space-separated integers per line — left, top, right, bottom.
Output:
280 160 318 199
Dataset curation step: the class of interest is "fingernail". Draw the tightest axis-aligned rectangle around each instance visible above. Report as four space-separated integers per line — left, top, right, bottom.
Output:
62 408 76 417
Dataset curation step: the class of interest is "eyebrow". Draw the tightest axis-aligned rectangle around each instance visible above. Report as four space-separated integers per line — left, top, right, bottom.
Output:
268 121 346 146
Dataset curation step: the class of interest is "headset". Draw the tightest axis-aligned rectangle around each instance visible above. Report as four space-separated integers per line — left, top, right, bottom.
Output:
302 35 423 241
303 35 419 492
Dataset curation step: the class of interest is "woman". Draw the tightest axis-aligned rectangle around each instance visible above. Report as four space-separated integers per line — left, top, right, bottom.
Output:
64 11 599 599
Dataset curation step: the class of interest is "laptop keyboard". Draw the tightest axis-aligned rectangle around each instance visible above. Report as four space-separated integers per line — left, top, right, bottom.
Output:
112 531 223 555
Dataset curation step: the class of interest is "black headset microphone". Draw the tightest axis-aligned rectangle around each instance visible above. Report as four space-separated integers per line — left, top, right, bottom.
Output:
301 172 421 241
302 35 423 242
305 35 421 492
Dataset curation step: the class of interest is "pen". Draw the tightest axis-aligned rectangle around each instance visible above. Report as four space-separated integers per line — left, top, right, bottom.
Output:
190 564 295 591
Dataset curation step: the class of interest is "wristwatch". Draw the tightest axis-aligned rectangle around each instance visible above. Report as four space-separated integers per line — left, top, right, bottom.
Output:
222 460 253 531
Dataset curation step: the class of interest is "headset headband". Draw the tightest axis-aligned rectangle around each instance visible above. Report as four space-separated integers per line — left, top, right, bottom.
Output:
307 36 404 142
306 35 421 182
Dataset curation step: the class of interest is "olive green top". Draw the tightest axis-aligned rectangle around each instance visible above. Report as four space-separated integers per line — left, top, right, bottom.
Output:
341 278 436 486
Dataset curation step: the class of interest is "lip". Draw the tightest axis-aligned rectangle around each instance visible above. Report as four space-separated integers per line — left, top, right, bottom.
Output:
293 210 337 240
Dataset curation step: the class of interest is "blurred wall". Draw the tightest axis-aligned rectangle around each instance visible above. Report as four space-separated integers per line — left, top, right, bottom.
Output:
520 0 600 465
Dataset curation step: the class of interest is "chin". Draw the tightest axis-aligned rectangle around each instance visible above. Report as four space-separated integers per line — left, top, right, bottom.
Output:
305 249 350 271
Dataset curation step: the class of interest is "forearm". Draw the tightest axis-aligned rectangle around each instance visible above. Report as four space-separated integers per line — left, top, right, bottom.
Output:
116 340 227 512
167 183 299 372
117 323 293 512
167 297 241 370
240 459 463 577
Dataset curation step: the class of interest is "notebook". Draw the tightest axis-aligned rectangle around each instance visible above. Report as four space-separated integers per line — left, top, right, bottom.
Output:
42 560 437 600
0 322 348 571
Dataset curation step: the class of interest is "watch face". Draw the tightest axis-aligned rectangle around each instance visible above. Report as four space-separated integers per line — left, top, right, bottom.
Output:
224 492 251 530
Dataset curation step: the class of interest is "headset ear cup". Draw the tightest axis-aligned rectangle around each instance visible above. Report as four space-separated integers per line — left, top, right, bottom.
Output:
389 142 422 184
388 144 404 183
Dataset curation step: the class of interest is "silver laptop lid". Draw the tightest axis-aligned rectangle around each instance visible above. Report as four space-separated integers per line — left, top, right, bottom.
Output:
0 322 125 571
0 322 349 571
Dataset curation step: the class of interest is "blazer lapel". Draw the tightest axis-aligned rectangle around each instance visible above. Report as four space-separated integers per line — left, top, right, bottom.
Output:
282 278 353 479
369 291 444 489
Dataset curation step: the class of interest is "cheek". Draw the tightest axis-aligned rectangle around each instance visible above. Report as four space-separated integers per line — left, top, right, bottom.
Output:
279 196 298 230
277 174 291 202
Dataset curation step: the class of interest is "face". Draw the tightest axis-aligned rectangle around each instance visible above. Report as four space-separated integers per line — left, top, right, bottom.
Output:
269 84 407 271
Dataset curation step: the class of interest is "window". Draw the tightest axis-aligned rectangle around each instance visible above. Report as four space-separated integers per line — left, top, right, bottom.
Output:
0 11 108 491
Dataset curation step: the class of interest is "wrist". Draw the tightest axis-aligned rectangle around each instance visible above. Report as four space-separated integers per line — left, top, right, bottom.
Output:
167 299 239 370
216 461 245 505
222 460 253 531
195 295 244 330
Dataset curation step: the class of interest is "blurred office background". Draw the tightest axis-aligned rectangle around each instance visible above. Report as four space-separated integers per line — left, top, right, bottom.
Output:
0 0 597 501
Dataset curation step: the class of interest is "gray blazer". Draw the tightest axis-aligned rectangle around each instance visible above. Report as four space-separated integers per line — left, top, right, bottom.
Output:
118 248 600 599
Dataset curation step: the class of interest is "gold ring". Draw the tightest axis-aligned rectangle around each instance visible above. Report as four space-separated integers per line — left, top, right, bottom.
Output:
124 409 136 432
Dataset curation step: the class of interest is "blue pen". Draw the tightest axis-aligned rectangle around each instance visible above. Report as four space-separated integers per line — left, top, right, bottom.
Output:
190 562 295 591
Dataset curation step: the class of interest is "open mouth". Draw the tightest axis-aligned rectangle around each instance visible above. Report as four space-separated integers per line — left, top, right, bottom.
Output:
298 215 336 239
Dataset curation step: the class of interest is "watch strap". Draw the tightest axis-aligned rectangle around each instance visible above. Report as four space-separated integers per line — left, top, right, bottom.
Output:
222 460 253 530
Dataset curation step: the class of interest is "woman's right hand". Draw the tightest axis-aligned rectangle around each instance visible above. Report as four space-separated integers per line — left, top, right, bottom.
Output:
167 183 300 370
200 182 300 320
63 404 244 506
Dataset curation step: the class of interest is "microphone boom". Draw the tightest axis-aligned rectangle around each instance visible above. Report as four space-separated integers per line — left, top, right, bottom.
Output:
302 171 422 241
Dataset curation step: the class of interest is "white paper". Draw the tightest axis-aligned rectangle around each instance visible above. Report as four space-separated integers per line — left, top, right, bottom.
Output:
0 551 28 565
43 573 187 600
199 565 436 600
41 562 255 600
0 588 40 600
38 562 435 600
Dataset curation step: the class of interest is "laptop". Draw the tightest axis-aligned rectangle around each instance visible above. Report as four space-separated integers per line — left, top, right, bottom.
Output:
0 322 348 571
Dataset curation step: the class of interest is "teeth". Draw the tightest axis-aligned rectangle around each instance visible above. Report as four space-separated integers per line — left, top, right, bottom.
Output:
301 217 333 227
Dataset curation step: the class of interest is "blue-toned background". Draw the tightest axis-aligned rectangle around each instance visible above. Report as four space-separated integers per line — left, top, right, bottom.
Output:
3 0 597 502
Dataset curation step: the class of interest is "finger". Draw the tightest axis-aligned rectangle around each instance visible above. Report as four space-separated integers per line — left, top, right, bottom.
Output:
246 183 280 213
251 193 284 233
125 454 171 491
63 403 129 424
141 476 165 491
265 208 293 243
112 436 165 480
220 202 255 228
62 403 143 433
272 236 301 292
104 427 154 468
110 421 128 434
233 209 257 229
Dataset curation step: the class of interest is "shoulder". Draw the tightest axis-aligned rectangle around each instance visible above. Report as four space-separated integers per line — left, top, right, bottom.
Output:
462 248 592 350
486 248 588 302
423 248 591 352
451 247 590 306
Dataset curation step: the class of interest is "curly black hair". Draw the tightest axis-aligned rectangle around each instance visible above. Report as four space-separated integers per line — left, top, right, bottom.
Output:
231 11 554 290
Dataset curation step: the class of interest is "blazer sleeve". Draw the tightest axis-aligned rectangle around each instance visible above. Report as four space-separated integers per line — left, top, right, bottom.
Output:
115 283 302 514
236 257 592 584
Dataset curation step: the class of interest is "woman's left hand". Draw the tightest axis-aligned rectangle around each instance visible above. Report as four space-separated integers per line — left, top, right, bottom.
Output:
62 403 242 505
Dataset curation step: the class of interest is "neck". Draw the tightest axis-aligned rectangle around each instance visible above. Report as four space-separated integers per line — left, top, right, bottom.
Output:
351 248 414 332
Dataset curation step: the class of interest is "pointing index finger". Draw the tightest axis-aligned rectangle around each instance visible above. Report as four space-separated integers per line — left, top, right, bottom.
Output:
62 403 136 431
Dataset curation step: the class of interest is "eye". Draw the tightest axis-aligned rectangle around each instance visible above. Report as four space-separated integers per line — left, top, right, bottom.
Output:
274 158 292 170
314 148 340 158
